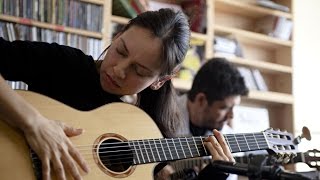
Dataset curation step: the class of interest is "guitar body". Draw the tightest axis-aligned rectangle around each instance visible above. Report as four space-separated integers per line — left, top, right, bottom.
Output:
0 91 163 180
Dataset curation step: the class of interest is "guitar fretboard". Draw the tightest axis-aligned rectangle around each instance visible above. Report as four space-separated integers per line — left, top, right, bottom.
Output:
128 132 269 165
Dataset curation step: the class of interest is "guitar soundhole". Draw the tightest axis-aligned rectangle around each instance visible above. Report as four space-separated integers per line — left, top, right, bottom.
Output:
99 138 134 173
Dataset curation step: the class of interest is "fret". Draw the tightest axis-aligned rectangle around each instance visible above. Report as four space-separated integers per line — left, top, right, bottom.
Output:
178 138 188 158
183 137 193 158
128 141 138 164
224 134 240 153
131 140 142 164
252 133 260 150
185 137 200 157
173 138 186 159
171 138 180 159
243 134 250 151
234 134 242 152
142 140 151 163
156 138 167 161
147 139 157 162
257 133 269 149
164 139 173 160
245 133 260 150
235 134 250 152
151 139 161 162
166 139 177 160
197 136 208 156
136 140 146 163
192 137 200 156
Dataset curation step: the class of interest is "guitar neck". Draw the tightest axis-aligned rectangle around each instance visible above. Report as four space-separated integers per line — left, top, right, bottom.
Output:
128 132 269 165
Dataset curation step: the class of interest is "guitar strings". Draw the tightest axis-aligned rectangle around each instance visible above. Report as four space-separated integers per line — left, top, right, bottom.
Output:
29 135 269 158
29 137 271 167
35 134 269 151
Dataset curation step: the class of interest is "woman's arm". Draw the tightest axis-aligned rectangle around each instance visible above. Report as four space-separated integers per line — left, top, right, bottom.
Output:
0 75 89 180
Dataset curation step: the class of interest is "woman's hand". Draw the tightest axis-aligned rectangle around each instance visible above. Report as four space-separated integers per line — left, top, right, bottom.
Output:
24 116 89 180
204 129 235 163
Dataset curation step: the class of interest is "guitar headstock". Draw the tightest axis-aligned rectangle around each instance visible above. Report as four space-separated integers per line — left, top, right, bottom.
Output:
303 149 320 170
263 128 298 163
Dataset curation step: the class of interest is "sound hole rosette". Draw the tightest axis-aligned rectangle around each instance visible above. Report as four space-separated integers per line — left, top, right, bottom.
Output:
93 133 136 178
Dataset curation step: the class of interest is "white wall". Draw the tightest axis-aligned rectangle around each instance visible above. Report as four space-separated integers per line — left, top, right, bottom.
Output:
293 0 320 171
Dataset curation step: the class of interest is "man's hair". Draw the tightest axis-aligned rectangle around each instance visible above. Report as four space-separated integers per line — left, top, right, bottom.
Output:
188 57 248 105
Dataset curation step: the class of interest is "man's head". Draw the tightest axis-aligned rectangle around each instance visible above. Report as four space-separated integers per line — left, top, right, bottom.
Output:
187 58 248 131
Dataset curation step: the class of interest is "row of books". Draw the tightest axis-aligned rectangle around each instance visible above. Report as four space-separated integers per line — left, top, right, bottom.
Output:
112 0 146 19
0 0 103 32
112 0 207 34
0 21 103 59
237 67 268 91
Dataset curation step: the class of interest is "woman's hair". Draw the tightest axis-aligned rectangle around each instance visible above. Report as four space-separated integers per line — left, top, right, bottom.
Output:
188 58 249 105
119 9 190 137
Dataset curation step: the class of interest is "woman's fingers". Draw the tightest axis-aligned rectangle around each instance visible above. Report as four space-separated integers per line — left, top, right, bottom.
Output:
61 148 82 180
52 153 67 180
213 129 235 162
58 121 83 137
204 135 228 161
205 129 235 162
42 158 50 180
68 140 90 174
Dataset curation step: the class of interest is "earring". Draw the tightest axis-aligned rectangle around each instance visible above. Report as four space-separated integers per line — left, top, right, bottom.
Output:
150 84 158 90
150 81 163 90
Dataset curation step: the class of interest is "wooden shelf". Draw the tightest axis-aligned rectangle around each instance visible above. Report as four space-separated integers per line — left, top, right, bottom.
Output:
80 0 105 5
215 0 292 19
111 15 129 24
245 90 294 105
0 14 102 39
214 24 292 48
111 15 207 44
215 56 292 74
172 78 293 104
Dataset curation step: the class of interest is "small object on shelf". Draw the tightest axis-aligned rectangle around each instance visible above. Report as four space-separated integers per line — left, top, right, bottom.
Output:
255 15 293 40
252 69 268 91
237 67 258 90
112 0 138 18
256 0 290 12
214 35 243 57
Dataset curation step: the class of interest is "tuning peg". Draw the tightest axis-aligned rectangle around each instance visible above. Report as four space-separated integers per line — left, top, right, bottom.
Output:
293 126 311 145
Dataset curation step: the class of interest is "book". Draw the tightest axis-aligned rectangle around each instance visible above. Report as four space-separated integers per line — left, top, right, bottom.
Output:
256 0 290 12
112 0 138 18
255 15 293 40
180 0 206 33
252 69 268 91
237 67 258 90
129 0 148 14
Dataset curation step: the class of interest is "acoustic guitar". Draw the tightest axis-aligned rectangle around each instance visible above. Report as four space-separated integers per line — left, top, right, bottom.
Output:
0 91 298 179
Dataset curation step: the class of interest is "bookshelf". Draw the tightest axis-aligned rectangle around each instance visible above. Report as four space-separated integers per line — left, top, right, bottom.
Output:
171 0 294 134
0 0 295 134
0 0 107 55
